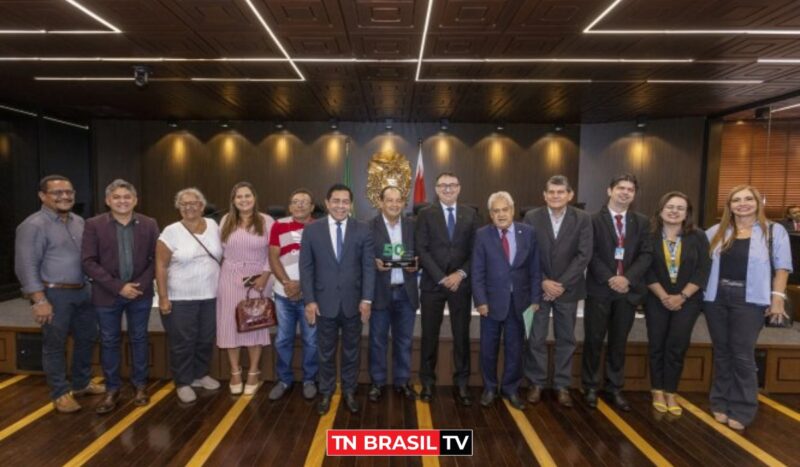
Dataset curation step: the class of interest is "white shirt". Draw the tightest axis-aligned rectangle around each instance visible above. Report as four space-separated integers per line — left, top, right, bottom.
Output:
158 219 222 300
548 207 566 238
383 215 404 285
608 207 627 239
328 215 347 257
440 202 457 226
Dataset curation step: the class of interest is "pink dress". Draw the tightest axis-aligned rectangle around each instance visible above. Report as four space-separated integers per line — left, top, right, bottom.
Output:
216 213 275 348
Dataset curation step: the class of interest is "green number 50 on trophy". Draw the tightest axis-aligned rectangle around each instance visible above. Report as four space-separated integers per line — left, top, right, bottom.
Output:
381 243 416 268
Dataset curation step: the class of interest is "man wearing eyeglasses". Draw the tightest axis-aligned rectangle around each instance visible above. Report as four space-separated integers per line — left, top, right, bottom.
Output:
15 175 106 413
416 172 479 405
267 189 318 401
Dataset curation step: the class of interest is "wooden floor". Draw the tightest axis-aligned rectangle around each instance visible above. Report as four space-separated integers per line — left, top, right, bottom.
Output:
0 374 798 467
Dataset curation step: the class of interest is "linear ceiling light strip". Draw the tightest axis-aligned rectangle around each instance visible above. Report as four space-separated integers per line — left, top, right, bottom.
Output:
415 0 436 81
243 0 304 81
42 115 89 130
0 0 121 34
0 103 38 117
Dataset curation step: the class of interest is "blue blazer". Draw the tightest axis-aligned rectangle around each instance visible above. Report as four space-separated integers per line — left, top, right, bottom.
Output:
471 222 542 321
299 216 376 318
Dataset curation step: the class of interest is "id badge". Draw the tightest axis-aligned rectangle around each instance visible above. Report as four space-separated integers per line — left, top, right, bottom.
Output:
614 247 625 260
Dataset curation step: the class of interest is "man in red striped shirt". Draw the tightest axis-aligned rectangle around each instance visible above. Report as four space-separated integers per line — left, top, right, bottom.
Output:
268 189 318 401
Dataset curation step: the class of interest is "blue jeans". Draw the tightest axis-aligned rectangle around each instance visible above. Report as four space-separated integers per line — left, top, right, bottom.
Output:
274 294 317 385
42 286 97 400
369 287 416 386
95 296 152 391
160 298 216 386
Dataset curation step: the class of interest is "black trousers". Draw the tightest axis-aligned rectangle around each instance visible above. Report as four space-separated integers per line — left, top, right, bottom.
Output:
317 308 362 396
419 285 472 386
582 296 636 392
644 293 701 393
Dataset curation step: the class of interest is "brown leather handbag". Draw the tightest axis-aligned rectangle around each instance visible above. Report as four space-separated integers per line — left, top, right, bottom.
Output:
235 287 277 332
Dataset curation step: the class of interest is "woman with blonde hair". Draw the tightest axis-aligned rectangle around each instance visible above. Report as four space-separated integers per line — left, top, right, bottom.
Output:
704 185 792 430
216 182 275 395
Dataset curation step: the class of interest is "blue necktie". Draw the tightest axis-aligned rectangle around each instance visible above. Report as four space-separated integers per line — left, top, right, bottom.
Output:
446 207 455 240
336 221 343 262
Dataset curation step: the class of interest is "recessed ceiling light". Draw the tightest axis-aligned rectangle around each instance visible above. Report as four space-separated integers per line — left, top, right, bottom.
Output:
385 118 393 131
0 103 37 117
440 118 449 131
329 118 339 130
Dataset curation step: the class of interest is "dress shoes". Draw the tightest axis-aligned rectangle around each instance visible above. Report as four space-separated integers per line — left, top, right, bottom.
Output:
394 383 418 400
368 384 383 403
343 392 359 413
317 394 332 415
556 388 573 408
606 391 631 412
504 393 526 411
480 390 497 407
54 393 82 413
95 390 120 414
133 386 149 406
420 384 433 402
584 388 598 408
454 385 473 407
527 386 542 404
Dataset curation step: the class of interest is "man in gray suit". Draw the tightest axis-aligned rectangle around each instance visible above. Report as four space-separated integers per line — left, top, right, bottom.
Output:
300 183 375 416
523 175 593 407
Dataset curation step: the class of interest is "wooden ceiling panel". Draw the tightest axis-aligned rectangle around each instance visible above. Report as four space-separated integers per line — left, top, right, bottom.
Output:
427 33 500 57
350 34 417 58
0 0 100 30
285 34 352 57
162 1 254 31
262 0 345 31
434 0 520 31
340 0 419 31
507 0 588 32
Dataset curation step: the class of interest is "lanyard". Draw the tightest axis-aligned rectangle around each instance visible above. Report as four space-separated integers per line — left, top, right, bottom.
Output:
662 235 682 284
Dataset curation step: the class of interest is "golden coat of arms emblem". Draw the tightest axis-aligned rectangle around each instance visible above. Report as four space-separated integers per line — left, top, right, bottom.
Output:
366 150 412 209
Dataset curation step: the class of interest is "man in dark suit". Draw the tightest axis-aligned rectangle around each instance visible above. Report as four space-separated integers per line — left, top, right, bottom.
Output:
780 205 800 233
583 173 652 411
81 179 159 414
368 186 420 402
416 172 479 405
300 183 375 415
472 191 541 410
523 175 593 408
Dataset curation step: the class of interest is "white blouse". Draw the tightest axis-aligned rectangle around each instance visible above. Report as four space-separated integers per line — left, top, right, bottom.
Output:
159 218 222 300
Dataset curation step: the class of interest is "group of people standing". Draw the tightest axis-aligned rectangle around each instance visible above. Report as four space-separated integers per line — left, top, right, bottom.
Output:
14 170 792 431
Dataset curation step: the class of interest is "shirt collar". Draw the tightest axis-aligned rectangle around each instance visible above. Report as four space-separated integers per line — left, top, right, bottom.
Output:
496 224 513 236
382 214 401 228
40 205 72 222
608 207 627 218
328 215 347 226
547 207 566 219
440 201 457 212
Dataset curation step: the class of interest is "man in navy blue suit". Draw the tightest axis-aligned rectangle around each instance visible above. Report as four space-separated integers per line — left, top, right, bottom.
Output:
300 183 375 415
472 191 542 410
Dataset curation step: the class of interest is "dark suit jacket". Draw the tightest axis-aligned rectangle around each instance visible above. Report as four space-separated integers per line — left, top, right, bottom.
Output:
299 216 376 318
780 218 800 234
471 222 542 321
81 212 159 306
587 206 652 304
370 215 420 310
524 206 593 302
645 229 711 299
415 203 479 292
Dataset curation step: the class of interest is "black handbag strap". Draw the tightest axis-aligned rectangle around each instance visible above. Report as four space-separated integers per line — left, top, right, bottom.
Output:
182 221 221 265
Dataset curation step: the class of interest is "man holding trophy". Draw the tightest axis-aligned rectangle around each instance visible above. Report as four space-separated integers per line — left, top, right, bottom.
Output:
368 185 420 402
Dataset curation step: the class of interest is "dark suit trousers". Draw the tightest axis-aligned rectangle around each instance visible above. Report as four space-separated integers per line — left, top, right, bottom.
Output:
525 300 578 389
317 307 362 396
644 294 701 393
480 298 525 396
582 296 636 392
420 285 472 386
704 284 764 426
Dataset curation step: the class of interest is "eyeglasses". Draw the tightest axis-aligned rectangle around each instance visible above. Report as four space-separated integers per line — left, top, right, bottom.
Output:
435 183 460 191
178 201 202 208
46 189 75 198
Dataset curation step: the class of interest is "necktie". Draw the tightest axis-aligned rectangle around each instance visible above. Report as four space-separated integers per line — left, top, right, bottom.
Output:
446 207 455 240
501 228 510 263
336 221 343 262
614 214 624 275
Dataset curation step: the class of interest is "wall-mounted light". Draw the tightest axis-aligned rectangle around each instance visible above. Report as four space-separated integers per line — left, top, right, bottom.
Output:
495 122 505 132
274 121 285 130
385 118 393 131
219 120 230 129
636 116 647 129
167 119 178 128
329 118 338 130
553 123 565 132
440 118 449 131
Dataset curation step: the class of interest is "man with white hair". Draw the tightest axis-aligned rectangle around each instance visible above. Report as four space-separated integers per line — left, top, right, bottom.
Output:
471 191 542 410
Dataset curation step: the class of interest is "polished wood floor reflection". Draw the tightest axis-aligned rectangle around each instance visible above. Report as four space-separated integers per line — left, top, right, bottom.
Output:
0 374 797 467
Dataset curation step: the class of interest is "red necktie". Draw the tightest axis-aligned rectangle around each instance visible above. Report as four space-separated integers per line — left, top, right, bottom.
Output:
614 214 625 275
501 228 510 262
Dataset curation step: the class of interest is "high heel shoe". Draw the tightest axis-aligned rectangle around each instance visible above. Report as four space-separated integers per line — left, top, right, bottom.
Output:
651 390 668 413
229 367 244 395
243 370 261 396
665 393 682 416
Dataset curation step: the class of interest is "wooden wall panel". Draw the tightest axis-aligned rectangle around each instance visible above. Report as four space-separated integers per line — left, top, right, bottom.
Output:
577 117 706 220
92 120 581 228
765 348 800 394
